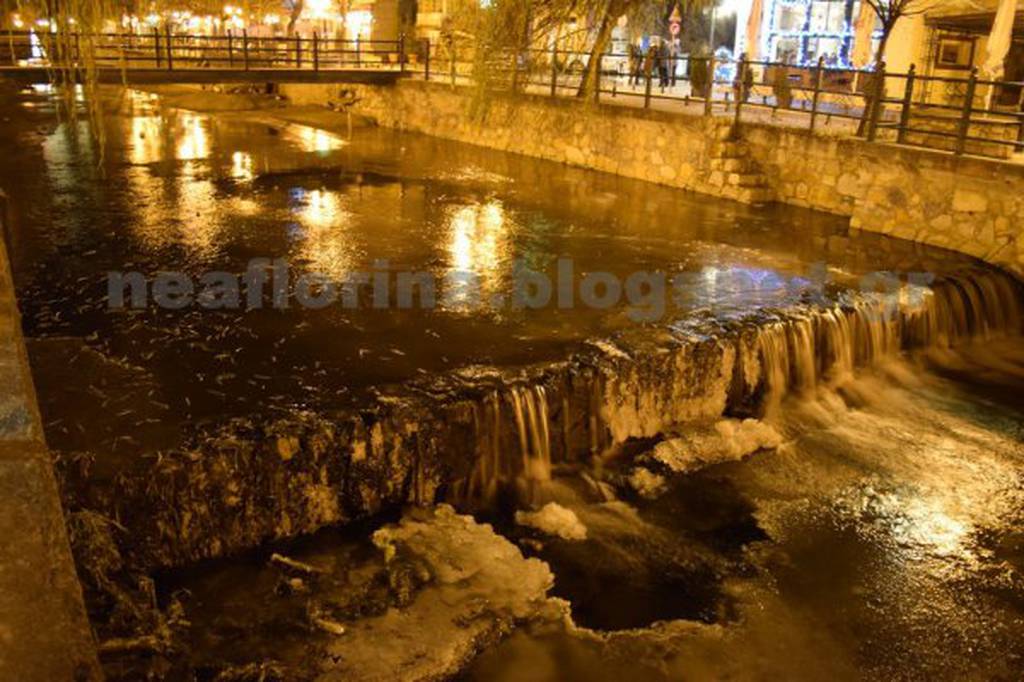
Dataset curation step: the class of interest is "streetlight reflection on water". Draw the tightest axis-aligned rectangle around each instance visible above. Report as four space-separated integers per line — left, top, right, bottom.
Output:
293 125 345 154
230 151 254 181
290 188 355 280
130 116 162 165
176 112 210 161
447 200 510 308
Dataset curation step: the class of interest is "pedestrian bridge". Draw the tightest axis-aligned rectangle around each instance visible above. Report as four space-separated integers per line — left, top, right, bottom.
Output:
0 29 409 86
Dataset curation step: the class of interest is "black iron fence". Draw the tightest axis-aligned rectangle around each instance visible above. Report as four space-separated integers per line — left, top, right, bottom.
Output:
4 29 1023 159
408 40 1024 160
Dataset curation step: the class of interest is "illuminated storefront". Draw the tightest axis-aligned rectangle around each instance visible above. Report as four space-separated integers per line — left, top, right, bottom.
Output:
742 0 882 67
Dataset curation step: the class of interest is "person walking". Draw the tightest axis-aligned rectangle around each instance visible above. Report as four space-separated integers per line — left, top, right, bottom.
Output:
642 41 656 89
669 38 680 87
628 40 642 87
657 38 670 90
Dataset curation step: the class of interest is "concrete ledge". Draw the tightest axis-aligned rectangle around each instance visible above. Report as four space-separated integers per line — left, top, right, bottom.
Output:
0 444 100 680
0 191 100 679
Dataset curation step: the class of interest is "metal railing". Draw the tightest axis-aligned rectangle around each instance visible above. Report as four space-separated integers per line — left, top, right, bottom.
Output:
4 30 1022 159
405 40 1024 160
1 29 405 72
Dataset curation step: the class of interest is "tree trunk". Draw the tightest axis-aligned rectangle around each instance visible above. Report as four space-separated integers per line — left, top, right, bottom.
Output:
856 25 891 136
874 30 890 67
287 0 304 37
576 1 621 98
511 8 532 93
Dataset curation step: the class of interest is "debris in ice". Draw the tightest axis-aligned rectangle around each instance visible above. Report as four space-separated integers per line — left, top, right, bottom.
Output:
651 419 782 473
515 502 588 541
312 616 347 636
628 468 668 499
270 552 324 576
275 577 308 596
208 661 286 681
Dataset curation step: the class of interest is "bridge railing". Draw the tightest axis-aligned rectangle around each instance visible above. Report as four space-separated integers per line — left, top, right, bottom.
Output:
1 30 404 72
404 39 1024 161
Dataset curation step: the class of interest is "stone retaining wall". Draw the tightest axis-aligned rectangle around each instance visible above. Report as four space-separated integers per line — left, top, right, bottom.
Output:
280 80 1024 277
743 126 1024 274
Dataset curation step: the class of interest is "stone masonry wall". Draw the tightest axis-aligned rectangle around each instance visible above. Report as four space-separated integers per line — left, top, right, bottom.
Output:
283 81 773 203
279 81 1024 277
743 127 1024 275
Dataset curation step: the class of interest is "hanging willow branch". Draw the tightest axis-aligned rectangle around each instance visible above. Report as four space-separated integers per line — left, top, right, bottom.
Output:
4 0 121 151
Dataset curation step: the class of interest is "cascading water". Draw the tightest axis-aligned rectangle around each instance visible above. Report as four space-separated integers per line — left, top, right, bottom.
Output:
459 385 554 507
86 267 1020 569
741 270 1024 415
454 269 1024 510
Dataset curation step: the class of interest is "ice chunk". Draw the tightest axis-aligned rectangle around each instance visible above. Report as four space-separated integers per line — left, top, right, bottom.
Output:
322 505 564 681
651 419 782 473
628 468 668 499
515 502 588 541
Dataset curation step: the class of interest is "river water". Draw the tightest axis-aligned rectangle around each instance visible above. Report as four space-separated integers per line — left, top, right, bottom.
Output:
464 345 1024 680
2 85 1024 680
1 86 979 458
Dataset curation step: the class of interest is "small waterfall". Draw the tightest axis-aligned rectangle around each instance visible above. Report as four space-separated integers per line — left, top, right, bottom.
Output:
450 268 1024 512
751 270 1023 411
459 385 553 507
512 385 552 483
89 268 1024 567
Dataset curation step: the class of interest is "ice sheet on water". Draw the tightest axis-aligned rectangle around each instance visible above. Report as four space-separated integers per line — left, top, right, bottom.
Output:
320 505 566 681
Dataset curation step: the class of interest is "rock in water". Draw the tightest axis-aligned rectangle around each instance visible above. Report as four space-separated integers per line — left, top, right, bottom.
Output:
318 505 564 681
